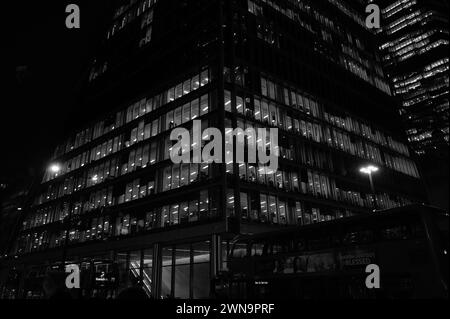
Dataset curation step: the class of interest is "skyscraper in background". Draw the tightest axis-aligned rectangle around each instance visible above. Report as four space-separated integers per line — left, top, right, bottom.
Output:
1 0 427 299
377 0 449 209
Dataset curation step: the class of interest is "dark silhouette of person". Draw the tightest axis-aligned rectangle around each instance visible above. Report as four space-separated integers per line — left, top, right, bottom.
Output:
273 259 285 273
117 286 149 300
293 256 308 273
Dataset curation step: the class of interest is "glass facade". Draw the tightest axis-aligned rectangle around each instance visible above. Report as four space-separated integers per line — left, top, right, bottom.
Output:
379 0 449 156
160 241 211 299
1 0 428 300
4 241 212 300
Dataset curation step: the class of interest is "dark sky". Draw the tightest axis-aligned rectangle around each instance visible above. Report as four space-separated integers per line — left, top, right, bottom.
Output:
5 1 114 187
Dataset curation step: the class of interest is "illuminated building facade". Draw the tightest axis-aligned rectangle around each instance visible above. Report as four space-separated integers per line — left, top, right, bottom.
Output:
1 0 426 299
0 182 27 257
378 0 449 156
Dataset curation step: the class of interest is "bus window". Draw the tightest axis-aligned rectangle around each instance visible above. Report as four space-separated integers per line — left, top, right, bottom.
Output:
250 243 264 256
271 244 282 255
232 243 248 258
342 229 374 246
307 253 336 272
271 242 288 254
380 225 411 241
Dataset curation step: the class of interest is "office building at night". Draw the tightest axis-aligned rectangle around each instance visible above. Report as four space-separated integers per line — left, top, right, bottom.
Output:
1 0 427 299
0 181 28 257
377 0 449 210
378 0 449 156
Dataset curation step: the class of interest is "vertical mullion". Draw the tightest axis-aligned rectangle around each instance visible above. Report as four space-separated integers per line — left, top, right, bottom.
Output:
171 245 175 298
152 243 160 299
139 249 144 287
190 243 194 299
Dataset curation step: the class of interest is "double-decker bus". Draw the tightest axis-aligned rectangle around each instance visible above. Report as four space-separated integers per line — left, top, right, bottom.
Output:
214 205 448 299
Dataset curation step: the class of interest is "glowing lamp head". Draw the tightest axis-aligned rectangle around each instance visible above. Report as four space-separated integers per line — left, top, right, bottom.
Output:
360 165 379 175
49 164 61 174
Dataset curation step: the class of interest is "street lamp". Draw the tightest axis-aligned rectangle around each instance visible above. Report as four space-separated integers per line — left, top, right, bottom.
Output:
360 165 379 210
49 163 62 174
47 163 70 270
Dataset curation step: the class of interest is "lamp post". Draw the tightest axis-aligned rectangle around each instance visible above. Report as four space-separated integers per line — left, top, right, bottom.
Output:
360 165 379 210
48 163 71 270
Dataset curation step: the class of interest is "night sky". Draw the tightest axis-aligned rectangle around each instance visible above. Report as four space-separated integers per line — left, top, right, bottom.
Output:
5 1 114 187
